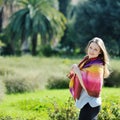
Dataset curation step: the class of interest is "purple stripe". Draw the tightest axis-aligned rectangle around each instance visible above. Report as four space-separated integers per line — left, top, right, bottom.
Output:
83 59 103 68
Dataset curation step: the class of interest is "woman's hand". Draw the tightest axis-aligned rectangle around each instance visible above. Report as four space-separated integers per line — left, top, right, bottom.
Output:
71 64 80 74
71 64 86 90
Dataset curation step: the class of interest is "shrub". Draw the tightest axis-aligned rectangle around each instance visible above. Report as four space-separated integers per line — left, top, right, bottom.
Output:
98 102 120 120
104 69 120 87
46 76 69 89
0 80 5 101
0 67 14 76
39 45 58 57
0 115 13 120
48 97 78 120
3 74 39 94
47 96 120 120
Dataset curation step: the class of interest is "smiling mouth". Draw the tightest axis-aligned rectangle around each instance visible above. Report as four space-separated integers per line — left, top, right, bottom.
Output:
89 53 94 55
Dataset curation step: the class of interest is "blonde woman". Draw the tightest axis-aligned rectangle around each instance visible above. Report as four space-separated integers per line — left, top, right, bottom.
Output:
71 37 110 120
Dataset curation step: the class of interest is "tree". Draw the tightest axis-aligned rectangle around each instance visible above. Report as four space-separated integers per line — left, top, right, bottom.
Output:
6 0 66 55
58 0 71 16
0 7 3 33
0 0 4 33
75 0 120 56
59 0 81 55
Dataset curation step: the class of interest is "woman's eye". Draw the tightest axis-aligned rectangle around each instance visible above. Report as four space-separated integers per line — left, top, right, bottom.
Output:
89 47 92 49
94 49 98 51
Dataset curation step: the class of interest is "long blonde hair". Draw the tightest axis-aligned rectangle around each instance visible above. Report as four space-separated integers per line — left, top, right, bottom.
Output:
86 37 110 78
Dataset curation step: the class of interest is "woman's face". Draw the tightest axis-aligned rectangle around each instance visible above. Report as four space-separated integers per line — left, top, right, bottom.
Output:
87 42 101 59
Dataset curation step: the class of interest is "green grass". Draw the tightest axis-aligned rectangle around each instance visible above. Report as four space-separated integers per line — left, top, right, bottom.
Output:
0 56 120 119
0 89 71 120
0 88 120 120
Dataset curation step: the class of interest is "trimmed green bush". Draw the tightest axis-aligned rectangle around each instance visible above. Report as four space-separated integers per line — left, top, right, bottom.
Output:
39 45 58 57
46 76 69 89
104 69 120 87
3 74 39 94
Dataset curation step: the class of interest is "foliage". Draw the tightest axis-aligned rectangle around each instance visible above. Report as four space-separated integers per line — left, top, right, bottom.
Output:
58 0 70 16
0 57 41 94
46 75 69 89
0 88 120 120
48 97 78 120
59 1 79 56
75 0 120 55
4 0 66 55
0 56 120 92
59 0 92 56
104 58 120 87
0 115 13 120
105 69 120 87
0 40 6 55
98 102 120 120
0 40 5 47
47 95 120 120
98 89 120 120
4 74 39 94
39 44 59 57
0 80 5 101
0 89 70 120
0 56 74 91
59 21 78 55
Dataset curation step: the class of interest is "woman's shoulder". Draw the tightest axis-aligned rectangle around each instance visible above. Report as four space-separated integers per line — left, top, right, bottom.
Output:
92 58 104 65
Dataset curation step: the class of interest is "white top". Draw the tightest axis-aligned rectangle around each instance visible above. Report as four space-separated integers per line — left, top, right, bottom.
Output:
75 89 102 109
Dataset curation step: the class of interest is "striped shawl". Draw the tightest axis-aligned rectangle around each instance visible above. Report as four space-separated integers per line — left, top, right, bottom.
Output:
68 56 104 100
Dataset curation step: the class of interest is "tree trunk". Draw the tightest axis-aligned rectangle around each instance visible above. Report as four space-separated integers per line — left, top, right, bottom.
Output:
0 7 3 33
32 34 37 55
117 40 120 57
21 32 30 55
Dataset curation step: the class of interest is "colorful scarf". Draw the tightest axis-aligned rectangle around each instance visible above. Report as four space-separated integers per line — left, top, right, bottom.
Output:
68 56 104 100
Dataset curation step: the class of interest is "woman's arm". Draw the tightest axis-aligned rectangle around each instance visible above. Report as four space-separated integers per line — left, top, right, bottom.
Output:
72 64 86 91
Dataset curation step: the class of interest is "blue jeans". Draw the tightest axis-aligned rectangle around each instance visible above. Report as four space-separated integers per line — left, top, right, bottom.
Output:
79 103 101 120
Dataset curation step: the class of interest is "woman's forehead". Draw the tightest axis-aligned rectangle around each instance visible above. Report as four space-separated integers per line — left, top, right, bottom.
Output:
89 42 100 49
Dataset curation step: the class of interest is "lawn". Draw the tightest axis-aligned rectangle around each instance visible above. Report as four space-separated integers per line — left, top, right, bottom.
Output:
0 56 120 119
0 87 120 120
0 89 70 120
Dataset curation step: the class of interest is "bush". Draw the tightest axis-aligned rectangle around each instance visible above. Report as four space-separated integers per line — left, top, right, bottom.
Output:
46 76 69 89
0 80 5 101
0 115 13 120
39 45 58 57
48 97 78 120
104 69 120 87
47 97 120 120
3 74 39 94
98 102 120 120
0 67 14 76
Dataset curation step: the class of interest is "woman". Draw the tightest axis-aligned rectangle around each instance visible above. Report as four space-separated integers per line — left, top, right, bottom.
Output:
71 37 110 120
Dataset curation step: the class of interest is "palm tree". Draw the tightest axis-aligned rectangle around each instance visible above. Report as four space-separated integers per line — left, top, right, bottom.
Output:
0 7 3 33
6 0 66 55
0 0 4 32
1 0 17 29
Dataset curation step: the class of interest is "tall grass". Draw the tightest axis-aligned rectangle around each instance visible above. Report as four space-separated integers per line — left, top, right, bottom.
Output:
0 55 80 90
0 56 120 90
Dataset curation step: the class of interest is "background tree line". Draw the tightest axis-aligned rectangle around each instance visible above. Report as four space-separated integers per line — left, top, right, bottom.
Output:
0 0 120 56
